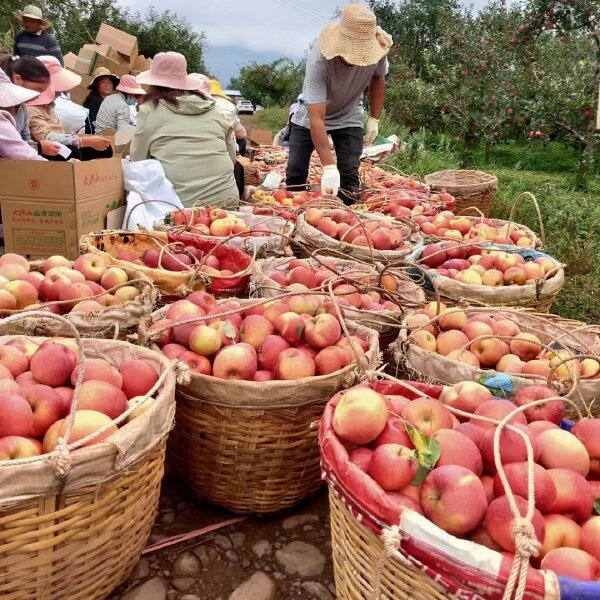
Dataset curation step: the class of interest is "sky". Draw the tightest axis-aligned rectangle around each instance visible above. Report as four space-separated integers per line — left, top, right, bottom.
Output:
116 0 490 84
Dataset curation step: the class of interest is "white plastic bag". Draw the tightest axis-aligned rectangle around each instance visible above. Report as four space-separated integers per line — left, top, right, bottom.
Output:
55 95 87 133
121 158 184 230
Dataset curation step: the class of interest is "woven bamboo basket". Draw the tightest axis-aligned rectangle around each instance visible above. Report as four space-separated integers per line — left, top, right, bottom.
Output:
10 262 158 340
321 379 562 600
0 313 177 600
407 243 565 313
251 256 425 358
146 299 381 514
424 170 498 217
80 229 253 300
393 306 600 417
294 212 422 265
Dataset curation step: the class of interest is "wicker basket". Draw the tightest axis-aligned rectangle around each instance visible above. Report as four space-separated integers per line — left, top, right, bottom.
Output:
393 307 600 417
321 379 557 600
407 244 565 313
148 301 381 514
0 314 177 600
294 212 422 265
425 170 498 217
10 262 158 340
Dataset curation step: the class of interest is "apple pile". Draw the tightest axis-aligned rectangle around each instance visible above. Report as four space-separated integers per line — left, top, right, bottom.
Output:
253 188 312 209
0 253 143 314
405 303 599 378
303 208 409 252
331 381 600 581
166 207 273 240
413 210 537 248
418 243 559 287
260 258 402 311
151 292 370 381
0 338 160 461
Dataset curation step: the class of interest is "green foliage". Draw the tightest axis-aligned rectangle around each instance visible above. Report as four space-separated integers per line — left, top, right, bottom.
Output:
0 0 206 73
230 58 305 108
253 106 289 133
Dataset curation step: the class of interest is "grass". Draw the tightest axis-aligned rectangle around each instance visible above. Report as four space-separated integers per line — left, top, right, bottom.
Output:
384 135 600 322
253 106 289 134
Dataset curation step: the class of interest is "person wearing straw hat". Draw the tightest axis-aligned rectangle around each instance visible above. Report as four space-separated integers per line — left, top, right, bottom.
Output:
0 70 46 160
209 78 247 155
12 5 63 66
26 56 112 160
286 3 392 203
130 52 239 208
84 67 120 134
95 75 146 134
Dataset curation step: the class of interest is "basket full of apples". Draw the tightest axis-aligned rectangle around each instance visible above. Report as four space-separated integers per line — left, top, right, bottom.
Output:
320 377 600 599
153 207 293 257
408 242 565 312
0 253 157 339
393 304 600 415
251 256 425 354
295 207 422 264
144 291 381 514
0 312 176 600
80 229 253 299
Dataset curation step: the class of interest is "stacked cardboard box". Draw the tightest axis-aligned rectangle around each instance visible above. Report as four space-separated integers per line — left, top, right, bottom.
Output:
66 23 151 106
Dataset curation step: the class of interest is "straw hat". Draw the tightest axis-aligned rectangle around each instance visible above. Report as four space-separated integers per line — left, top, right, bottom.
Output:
13 5 52 29
136 52 198 91
318 3 393 67
0 69 39 108
209 79 232 101
116 74 146 96
27 55 81 105
88 67 119 90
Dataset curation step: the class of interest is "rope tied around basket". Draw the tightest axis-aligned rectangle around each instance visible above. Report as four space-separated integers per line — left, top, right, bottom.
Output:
49 436 72 482
371 525 404 600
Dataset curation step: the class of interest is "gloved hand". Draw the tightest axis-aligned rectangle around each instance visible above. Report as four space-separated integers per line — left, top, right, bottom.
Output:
321 164 340 196
364 116 379 146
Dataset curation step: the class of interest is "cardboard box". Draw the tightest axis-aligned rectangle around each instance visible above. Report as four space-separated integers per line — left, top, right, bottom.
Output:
67 74 93 106
249 129 273 146
96 23 138 60
0 158 124 259
131 54 151 75
64 52 77 71
75 46 130 77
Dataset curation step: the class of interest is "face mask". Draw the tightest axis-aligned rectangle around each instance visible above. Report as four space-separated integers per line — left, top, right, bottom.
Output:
127 98 137 106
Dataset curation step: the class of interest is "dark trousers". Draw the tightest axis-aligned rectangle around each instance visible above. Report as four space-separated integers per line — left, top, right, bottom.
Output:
234 160 244 196
286 124 363 205
42 145 113 161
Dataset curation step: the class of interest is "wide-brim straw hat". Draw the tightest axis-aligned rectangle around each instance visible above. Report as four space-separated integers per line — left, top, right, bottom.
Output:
88 67 119 90
318 3 392 67
116 74 146 96
0 70 39 107
136 52 199 91
13 5 52 29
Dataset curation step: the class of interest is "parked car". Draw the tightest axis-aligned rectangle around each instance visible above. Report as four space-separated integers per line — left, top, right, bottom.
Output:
237 99 254 115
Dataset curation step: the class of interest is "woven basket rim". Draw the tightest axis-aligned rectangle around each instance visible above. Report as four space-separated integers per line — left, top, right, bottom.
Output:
424 170 498 194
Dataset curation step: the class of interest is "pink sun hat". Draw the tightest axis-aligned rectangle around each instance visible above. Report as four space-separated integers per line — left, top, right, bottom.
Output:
27 55 81 105
116 74 146 95
188 73 211 98
0 70 39 107
136 52 198 91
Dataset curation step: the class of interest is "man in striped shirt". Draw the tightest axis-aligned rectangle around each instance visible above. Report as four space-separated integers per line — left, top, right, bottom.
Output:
13 5 63 66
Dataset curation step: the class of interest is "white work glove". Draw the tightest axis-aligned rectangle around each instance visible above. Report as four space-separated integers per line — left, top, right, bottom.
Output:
321 164 340 196
364 116 379 146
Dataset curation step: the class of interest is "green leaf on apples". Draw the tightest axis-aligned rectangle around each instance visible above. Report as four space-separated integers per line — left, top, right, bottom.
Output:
224 321 237 342
404 422 441 486
594 498 600 515
296 324 306 338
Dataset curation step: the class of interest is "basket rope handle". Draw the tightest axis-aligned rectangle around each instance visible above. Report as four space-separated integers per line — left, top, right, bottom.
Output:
123 199 188 230
507 192 545 248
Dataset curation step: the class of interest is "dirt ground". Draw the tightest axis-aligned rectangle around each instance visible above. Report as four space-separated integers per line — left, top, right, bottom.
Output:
109 472 336 600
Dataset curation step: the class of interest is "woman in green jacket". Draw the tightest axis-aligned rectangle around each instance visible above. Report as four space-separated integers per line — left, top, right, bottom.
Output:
130 52 238 208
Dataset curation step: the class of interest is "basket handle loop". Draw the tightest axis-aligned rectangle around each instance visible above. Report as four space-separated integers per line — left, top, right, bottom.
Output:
507 192 545 248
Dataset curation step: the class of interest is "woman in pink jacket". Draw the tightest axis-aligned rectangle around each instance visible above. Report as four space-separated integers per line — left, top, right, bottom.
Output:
0 69 45 160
